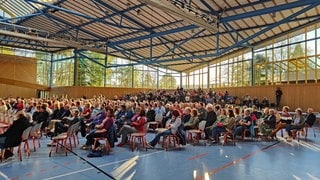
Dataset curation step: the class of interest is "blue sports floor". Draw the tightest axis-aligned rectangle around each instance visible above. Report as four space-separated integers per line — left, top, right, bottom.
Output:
0 127 319 180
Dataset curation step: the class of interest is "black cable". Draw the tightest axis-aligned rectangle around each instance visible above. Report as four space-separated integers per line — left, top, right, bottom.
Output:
57 142 116 180
261 140 280 151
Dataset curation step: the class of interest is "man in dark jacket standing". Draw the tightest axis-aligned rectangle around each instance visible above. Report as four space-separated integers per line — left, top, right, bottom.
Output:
275 87 282 107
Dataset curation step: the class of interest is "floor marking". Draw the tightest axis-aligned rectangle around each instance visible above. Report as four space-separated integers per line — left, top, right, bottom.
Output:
0 171 9 180
306 172 319 180
44 150 164 180
195 141 281 180
188 153 208 160
292 174 302 180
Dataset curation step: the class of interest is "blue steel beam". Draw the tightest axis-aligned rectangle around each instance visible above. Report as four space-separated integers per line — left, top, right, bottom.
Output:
218 1 320 56
151 28 205 62
0 37 65 49
109 20 184 40
24 0 142 31
156 37 192 62
222 23 237 44
218 0 272 14
25 0 97 20
109 24 197 46
106 60 201 68
24 0 154 63
93 0 152 32
54 3 146 39
182 17 320 72
139 13 320 70
19 0 68 24
28 0 200 66
24 1 76 38
88 0 204 65
77 52 106 68
199 0 219 16
0 13 42 22
221 0 319 23
124 14 320 52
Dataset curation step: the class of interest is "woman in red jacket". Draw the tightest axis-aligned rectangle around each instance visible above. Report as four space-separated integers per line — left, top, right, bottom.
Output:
117 107 146 147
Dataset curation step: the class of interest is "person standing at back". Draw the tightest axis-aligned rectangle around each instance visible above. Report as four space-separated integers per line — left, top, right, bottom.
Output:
275 87 282 107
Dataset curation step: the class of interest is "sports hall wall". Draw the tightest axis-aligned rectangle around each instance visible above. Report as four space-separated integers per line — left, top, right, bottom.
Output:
214 84 320 112
0 54 319 111
0 54 47 98
51 84 320 112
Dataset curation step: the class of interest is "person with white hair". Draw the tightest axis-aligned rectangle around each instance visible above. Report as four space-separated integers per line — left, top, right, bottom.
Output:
203 103 217 139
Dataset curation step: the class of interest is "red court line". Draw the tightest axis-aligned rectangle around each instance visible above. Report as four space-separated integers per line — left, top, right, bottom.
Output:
188 153 208 160
196 144 281 180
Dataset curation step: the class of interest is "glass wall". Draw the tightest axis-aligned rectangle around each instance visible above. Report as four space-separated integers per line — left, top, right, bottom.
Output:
204 51 252 88
253 24 320 85
51 50 74 87
3 22 320 90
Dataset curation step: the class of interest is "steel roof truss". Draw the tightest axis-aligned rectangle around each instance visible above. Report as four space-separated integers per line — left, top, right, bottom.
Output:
221 0 319 23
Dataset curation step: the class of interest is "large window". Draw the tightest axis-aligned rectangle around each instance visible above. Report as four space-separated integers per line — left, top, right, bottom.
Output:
253 24 320 85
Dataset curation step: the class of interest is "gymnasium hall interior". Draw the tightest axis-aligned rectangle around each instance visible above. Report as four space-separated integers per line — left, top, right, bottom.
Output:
0 0 320 180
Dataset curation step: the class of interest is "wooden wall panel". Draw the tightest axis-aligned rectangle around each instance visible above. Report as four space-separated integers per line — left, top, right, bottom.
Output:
0 54 47 98
0 84 36 98
0 54 37 83
50 84 320 111
214 84 320 112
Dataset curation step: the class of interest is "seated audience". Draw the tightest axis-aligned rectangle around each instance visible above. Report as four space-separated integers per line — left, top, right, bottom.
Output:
211 108 235 143
305 108 316 127
234 108 252 137
258 109 276 136
147 110 181 148
181 107 191 123
116 108 146 147
53 109 80 136
0 111 31 160
271 106 292 137
184 108 199 130
285 108 305 142
81 108 115 150
203 104 217 139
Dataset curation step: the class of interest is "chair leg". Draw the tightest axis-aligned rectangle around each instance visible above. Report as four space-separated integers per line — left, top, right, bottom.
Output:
1 149 5 161
131 136 135 152
68 138 72 151
25 141 30 157
33 137 36 152
64 140 67 156
93 139 98 150
18 145 22 161
105 139 111 154
38 136 41 148
73 135 76 147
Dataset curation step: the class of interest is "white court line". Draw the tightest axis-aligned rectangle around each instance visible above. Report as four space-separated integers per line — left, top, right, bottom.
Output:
44 150 164 180
0 171 10 180
306 172 320 180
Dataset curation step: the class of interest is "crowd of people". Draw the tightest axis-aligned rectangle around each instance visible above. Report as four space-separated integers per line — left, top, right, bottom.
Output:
0 87 318 159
